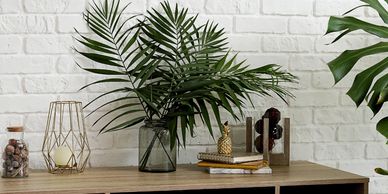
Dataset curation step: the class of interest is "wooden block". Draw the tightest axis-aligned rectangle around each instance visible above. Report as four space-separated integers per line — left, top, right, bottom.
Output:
269 118 290 166
245 117 253 153
263 118 270 163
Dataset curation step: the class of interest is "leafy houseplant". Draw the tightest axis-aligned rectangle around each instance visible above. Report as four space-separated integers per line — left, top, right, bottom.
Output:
75 0 297 172
325 0 388 175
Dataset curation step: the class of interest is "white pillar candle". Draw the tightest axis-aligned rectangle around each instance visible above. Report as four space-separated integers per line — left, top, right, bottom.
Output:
54 146 72 166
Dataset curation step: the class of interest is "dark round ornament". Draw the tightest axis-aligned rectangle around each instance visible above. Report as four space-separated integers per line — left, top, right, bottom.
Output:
263 107 281 127
254 135 275 153
254 119 263 134
271 125 283 140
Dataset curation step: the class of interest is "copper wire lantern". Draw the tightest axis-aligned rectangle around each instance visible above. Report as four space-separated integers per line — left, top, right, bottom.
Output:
42 101 91 174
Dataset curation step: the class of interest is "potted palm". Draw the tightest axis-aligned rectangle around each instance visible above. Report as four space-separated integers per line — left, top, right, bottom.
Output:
75 0 297 172
325 0 388 175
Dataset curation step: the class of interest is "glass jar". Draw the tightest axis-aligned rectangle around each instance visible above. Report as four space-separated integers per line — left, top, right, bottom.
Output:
138 120 176 172
2 126 29 178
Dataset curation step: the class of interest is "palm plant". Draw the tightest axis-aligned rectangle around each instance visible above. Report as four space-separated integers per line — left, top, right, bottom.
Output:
325 0 388 175
75 0 297 171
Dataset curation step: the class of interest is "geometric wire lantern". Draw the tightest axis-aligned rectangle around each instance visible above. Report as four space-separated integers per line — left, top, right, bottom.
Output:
42 101 91 174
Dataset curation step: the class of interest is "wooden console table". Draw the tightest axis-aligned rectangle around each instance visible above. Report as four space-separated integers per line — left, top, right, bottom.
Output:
0 161 368 194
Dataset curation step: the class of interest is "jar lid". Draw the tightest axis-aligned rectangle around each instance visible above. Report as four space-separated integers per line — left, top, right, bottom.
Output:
7 126 23 132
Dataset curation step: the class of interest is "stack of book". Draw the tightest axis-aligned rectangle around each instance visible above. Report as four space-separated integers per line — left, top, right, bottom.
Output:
197 152 272 174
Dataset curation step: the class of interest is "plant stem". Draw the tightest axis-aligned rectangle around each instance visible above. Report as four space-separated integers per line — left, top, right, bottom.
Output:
139 128 175 170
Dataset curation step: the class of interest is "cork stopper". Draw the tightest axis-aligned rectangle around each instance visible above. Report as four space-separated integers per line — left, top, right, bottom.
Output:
7 126 23 132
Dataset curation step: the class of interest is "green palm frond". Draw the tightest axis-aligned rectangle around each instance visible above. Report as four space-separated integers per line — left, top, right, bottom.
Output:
76 0 297 148
75 0 153 133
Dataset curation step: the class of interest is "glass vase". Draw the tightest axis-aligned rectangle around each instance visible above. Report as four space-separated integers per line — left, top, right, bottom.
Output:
138 120 176 172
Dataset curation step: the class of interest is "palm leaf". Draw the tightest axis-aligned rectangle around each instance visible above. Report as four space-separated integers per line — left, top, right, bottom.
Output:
76 0 296 148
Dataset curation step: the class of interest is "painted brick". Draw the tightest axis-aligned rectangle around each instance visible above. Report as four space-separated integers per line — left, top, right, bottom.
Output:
25 36 74 54
27 16 55 33
292 125 336 143
196 15 233 33
120 0 146 13
317 35 368 53
314 108 364 124
24 114 48 132
24 0 86 13
89 149 137 167
28 152 46 169
370 177 388 194
228 35 260 52
315 143 365 160
288 108 313 125
337 125 378 142
0 15 54 34
0 95 56 113
0 75 22 94
262 36 314 53
56 55 87 74
24 133 45 152
0 0 21 13
289 17 327 35
0 56 54 74
0 36 21 53
290 91 338 107
0 16 25 33
289 54 330 71
291 143 314 160
262 0 313 16
338 160 387 176
236 16 287 33
114 130 138 148
237 54 289 68
149 0 204 13
340 91 357 106
23 75 86 94
291 72 311 89
85 75 130 93
312 71 359 89
88 132 114 150
57 15 88 33
315 0 364 16
366 143 388 159
205 0 258 14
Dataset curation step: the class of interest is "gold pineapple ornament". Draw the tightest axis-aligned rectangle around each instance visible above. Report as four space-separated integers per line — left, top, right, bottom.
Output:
218 121 232 155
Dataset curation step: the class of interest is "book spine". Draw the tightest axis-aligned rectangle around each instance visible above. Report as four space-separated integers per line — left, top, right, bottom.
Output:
197 163 259 170
197 154 233 163
207 167 272 174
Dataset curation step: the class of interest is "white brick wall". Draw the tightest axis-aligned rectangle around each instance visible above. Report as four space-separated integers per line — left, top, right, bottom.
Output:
0 0 387 193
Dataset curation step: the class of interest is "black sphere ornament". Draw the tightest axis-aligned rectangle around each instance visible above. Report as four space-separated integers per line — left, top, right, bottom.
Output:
254 107 283 153
263 107 281 127
254 119 263 134
271 125 283 140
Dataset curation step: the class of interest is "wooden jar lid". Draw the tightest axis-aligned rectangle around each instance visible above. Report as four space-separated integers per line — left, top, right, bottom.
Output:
7 126 23 132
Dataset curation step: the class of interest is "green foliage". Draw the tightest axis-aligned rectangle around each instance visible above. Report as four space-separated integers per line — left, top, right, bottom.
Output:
75 0 297 148
325 0 388 175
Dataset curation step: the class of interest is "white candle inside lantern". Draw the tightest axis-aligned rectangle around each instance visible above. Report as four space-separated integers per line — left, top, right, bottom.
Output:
54 146 72 167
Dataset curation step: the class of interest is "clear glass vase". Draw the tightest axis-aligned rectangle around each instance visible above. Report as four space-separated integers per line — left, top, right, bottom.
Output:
138 120 176 172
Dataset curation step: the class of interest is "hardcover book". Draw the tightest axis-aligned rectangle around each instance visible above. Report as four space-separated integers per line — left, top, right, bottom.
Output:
197 160 268 170
207 166 272 174
197 152 263 164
